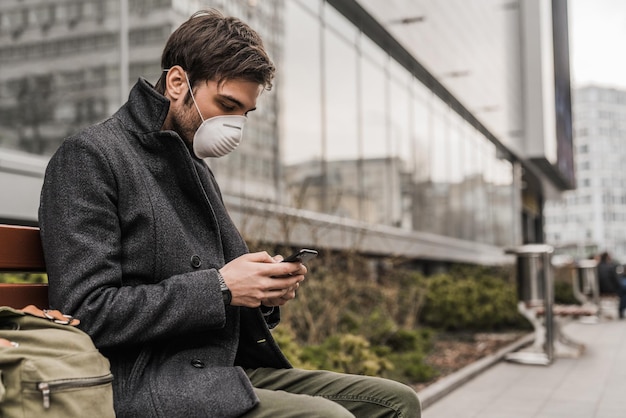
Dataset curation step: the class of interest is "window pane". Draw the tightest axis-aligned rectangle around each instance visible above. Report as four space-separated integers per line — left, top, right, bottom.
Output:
361 54 386 159
323 18 359 219
282 2 323 210
389 68 411 228
282 3 321 165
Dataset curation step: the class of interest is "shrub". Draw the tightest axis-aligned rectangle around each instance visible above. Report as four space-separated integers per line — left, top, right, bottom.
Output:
420 271 525 331
0 273 47 284
378 328 438 383
266 250 528 384
550 263 580 305
386 350 438 382
300 334 394 376
554 278 579 305
270 325 316 369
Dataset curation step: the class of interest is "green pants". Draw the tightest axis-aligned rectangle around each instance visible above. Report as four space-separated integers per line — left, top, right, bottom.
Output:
242 368 421 418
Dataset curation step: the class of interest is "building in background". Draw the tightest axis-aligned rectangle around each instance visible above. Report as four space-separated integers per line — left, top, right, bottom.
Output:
0 0 573 267
545 85 626 262
0 0 282 203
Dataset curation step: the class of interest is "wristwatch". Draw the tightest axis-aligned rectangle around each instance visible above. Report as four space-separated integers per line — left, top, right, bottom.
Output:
217 272 232 306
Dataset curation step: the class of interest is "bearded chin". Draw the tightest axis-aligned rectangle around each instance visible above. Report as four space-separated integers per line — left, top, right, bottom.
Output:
170 105 198 149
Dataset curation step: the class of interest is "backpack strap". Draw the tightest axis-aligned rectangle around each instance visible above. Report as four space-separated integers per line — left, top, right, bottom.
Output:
20 304 80 326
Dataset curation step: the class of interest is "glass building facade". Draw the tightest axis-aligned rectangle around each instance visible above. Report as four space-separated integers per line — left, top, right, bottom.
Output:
278 1 515 246
0 0 571 264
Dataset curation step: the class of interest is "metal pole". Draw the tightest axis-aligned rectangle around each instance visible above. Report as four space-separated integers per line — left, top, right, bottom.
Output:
543 249 554 363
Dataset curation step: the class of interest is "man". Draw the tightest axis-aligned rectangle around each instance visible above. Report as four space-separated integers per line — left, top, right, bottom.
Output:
39 9 420 418
597 252 623 318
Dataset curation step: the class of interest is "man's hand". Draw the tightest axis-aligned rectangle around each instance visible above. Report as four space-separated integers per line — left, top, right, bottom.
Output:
219 251 306 307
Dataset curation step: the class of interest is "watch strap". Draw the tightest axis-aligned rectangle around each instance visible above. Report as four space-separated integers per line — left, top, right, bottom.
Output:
217 271 232 306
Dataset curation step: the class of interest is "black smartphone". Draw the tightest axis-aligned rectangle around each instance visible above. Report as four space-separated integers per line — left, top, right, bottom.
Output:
281 248 318 264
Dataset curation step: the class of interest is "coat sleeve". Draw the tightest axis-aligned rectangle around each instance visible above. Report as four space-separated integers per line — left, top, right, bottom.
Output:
39 134 228 349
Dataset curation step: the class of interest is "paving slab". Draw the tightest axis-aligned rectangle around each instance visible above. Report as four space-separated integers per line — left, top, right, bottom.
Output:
420 319 626 418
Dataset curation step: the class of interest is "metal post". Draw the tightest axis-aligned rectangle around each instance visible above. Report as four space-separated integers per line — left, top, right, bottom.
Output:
542 248 555 362
577 259 599 307
505 244 555 365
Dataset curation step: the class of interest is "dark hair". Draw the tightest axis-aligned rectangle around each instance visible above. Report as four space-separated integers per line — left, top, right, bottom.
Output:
154 9 275 101
600 252 610 263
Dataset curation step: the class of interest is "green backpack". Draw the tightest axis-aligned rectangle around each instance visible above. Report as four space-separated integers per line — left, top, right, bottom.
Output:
0 306 115 417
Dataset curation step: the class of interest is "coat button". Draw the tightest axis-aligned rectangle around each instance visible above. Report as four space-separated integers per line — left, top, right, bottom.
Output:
191 359 205 368
190 255 202 268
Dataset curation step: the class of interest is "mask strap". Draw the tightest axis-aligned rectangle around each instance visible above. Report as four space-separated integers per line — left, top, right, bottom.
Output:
184 72 205 122
162 68 205 122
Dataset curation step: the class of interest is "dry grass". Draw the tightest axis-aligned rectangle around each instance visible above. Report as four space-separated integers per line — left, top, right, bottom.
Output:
412 331 526 391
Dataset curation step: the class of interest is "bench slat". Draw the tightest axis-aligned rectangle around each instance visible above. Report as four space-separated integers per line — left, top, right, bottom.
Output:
0 283 49 309
0 224 48 308
0 224 46 271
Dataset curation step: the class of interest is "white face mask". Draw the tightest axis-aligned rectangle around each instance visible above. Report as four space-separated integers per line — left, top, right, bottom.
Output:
185 74 247 158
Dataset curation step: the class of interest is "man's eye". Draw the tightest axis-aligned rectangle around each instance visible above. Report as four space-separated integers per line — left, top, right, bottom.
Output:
221 103 236 112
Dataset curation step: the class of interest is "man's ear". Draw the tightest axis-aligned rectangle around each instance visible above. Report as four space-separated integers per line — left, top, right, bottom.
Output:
164 65 188 100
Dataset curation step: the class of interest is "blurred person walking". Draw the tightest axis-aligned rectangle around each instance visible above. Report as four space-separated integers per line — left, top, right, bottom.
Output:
597 252 623 318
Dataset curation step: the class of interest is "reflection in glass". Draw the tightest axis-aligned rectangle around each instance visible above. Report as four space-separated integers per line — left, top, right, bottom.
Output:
0 0 518 249
389 70 411 228
323 16 359 218
282 2 323 209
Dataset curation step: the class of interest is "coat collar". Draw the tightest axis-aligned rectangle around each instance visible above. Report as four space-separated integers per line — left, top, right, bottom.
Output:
114 78 170 134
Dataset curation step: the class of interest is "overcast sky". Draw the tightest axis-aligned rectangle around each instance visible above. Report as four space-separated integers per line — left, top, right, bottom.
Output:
569 0 626 89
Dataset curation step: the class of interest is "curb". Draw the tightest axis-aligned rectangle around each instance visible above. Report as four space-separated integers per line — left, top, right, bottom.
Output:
417 332 534 410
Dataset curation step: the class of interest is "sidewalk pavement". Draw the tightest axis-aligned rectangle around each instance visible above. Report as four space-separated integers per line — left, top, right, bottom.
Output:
418 319 626 418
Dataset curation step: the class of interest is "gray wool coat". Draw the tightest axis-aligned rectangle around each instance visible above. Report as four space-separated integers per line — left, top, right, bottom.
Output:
39 78 291 417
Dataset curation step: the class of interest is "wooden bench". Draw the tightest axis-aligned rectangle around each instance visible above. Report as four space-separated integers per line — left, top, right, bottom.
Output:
0 224 49 309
